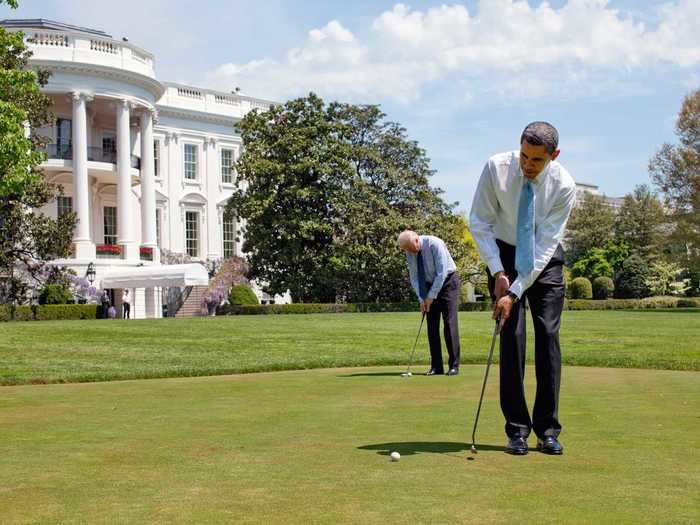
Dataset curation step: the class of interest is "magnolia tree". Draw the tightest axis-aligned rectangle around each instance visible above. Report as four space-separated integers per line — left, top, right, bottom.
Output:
228 93 478 303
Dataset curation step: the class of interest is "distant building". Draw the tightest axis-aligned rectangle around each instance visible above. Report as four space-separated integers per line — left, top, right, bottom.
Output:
575 182 624 211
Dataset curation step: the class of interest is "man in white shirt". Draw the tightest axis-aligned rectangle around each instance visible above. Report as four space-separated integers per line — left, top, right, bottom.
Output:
469 122 576 456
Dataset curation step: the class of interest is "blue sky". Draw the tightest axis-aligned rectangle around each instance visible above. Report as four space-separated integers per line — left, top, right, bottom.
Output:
5 0 699 212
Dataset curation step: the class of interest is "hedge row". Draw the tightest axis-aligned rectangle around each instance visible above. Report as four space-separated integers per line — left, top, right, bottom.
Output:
218 297 700 316
1 297 697 321
0 304 99 321
564 297 700 310
218 302 493 315
219 302 493 315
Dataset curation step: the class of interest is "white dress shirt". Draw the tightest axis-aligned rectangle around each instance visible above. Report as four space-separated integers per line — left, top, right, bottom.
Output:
405 235 457 300
469 150 576 298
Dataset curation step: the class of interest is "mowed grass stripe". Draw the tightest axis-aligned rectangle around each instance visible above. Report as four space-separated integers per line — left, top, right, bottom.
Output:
0 366 698 524
0 310 698 386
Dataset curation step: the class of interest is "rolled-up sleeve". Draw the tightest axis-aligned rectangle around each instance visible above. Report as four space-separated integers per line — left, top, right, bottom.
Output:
508 184 576 298
470 160 505 276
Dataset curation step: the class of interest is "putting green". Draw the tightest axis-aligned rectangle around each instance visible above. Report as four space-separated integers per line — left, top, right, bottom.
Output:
1 365 698 524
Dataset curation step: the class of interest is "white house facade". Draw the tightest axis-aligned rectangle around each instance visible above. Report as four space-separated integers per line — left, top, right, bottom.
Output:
1 19 288 317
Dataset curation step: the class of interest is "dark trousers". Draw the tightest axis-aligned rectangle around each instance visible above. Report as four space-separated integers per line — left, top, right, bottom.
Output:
123 302 131 319
488 240 565 439
426 272 461 372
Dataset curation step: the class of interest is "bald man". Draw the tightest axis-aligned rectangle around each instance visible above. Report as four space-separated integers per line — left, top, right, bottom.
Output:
398 230 461 376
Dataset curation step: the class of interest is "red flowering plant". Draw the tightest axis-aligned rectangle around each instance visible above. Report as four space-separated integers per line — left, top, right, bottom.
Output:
96 244 122 256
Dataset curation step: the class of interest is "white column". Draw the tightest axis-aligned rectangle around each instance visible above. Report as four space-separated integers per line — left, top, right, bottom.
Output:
117 99 137 260
205 137 220 260
144 287 158 318
166 132 181 252
140 108 158 263
71 92 95 259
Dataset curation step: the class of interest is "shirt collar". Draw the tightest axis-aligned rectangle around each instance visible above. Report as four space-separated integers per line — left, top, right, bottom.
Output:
519 163 549 186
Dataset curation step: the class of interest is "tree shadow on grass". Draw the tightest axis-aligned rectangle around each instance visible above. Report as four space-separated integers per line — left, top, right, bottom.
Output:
358 441 505 456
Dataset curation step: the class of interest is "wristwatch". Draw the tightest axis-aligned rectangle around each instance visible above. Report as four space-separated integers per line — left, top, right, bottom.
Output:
506 291 519 303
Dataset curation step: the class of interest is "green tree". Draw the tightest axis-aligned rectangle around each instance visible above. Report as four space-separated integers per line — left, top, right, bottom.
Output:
615 255 651 299
649 88 700 277
571 247 613 281
570 240 628 282
227 94 347 302
564 192 616 265
645 261 686 296
0 6 76 304
614 184 666 261
229 94 463 303
603 240 630 273
451 213 483 288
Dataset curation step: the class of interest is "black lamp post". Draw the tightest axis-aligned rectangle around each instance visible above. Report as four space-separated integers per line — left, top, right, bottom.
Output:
86 262 96 285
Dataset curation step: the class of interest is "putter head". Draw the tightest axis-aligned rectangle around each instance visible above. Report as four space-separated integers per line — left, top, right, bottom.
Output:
401 372 412 377
470 445 477 454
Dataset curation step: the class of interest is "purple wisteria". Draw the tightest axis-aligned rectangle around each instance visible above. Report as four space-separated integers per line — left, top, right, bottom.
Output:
200 257 249 315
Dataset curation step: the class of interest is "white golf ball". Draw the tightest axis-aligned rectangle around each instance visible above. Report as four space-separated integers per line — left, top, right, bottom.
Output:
390 451 401 462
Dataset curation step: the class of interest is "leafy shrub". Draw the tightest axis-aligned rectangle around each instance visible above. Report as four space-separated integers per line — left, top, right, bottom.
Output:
570 277 593 299
38 284 73 305
228 285 260 305
0 304 99 321
0 305 11 321
677 298 700 307
592 276 615 300
34 305 98 320
615 255 651 299
565 297 700 310
13 306 35 321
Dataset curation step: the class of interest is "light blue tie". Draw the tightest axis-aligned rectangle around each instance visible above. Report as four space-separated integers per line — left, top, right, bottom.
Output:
515 181 535 276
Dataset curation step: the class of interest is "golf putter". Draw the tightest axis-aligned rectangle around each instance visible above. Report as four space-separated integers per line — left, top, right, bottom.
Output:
469 318 501 455
402 312 426 377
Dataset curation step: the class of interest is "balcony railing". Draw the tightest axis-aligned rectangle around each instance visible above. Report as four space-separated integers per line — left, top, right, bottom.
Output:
21 29 157 79
42 144 140 169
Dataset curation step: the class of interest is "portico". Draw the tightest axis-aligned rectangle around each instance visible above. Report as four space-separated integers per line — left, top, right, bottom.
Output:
68 92 158 264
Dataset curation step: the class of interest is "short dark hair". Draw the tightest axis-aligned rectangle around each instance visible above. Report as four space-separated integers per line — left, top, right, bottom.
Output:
521 122 559 154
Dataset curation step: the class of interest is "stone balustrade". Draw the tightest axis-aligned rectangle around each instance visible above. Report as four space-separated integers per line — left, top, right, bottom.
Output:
22 29 156 78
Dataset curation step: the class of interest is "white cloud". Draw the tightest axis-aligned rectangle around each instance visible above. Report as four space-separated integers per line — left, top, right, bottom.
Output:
204 1 700 103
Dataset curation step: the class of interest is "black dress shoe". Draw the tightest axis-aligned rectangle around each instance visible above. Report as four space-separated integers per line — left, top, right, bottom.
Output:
537 436 563 455
505 436 528 455
425 368 444 376
446 368 459 376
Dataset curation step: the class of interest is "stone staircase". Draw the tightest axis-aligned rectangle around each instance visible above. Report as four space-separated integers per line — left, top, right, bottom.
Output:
174 285 208 318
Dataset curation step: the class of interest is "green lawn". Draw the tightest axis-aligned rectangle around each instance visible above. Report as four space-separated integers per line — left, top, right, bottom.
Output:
1 365 698 524
1 310 699 385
